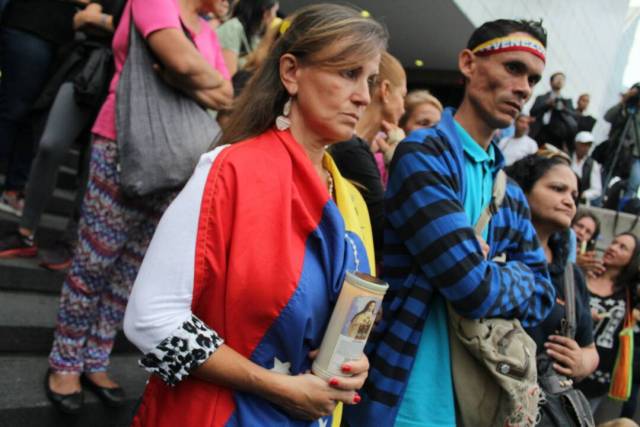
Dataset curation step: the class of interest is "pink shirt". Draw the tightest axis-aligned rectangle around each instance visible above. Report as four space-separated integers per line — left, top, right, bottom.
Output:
92 0 230 140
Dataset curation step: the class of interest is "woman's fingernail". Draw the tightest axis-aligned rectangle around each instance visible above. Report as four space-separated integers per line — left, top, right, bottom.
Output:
341 365 352 373
353 393 361 404
329 378 339 387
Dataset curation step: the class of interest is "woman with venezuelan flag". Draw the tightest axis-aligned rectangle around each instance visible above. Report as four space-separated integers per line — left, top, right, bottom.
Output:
123 4 387 426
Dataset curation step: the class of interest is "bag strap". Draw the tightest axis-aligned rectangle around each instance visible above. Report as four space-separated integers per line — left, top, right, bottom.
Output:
561 259 577 339
624 288 634 328
474 169 507 236
238 21 253 57
128 6 197 49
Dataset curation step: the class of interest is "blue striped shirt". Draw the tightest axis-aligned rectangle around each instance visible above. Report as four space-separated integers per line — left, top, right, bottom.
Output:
345 108 555 427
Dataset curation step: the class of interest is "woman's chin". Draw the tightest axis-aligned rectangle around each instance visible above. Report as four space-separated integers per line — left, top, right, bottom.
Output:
325 129 355 145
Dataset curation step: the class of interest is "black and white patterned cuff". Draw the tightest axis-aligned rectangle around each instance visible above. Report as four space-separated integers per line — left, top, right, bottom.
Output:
139 315 223 386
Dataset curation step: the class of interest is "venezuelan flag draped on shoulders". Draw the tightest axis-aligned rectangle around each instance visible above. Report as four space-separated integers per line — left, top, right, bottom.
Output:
131 128 375 427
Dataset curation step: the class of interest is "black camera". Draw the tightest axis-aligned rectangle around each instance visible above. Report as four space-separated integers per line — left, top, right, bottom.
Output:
626 82 640 109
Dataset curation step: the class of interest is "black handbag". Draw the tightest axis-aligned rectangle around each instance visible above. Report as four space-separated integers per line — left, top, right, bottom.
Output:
73 41 114 108
536 264 595 427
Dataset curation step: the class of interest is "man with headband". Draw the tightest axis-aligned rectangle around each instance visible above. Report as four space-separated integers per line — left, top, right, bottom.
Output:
346 20 555 426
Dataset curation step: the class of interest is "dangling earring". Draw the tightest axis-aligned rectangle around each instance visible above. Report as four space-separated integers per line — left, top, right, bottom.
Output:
276 97 292 131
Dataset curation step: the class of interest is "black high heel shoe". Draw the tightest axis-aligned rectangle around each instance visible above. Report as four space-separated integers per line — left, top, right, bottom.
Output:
81 373 125 407
44 369 84 414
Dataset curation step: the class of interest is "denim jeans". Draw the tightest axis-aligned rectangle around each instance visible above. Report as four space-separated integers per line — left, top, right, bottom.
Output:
625 157 640 198
0 27 55 191
0 0 9 16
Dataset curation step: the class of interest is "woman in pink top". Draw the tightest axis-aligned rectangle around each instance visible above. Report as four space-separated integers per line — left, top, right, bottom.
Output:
45 0 232 415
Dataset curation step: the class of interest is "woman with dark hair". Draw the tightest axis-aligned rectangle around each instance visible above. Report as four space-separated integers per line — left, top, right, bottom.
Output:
507 155 599 421
572 211 602 275
124 4 387 426
577 232 640 412
216 0 278 76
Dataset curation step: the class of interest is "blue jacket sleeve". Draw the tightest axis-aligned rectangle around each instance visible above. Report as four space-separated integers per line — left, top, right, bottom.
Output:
386 140 555 327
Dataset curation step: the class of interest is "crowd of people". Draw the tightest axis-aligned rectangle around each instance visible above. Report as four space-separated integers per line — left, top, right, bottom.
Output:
0 1 639 427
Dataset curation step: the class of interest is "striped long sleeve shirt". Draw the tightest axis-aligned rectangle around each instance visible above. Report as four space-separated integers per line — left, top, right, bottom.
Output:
346 109 555 426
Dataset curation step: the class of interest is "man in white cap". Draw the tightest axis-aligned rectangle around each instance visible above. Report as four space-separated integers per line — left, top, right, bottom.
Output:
571 130 602 204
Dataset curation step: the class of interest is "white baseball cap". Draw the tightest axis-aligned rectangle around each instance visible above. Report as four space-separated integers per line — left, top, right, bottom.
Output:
575 131 594 144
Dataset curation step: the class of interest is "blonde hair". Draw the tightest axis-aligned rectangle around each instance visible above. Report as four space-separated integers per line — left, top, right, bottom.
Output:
219 4 388 146
374 52 405 97
405 90 443 113
399 90 443 129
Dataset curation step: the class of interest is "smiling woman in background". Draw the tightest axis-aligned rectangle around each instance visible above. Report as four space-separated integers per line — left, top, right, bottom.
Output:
577 232 640 412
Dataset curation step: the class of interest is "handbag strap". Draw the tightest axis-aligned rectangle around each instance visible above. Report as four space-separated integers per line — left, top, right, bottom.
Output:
624 288 634 328
561 259 577 339
237 21 253 57
474 169 507 236
127 6 197 49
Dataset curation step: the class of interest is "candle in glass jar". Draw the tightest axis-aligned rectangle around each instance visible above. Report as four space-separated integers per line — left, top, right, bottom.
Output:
312 272 388 380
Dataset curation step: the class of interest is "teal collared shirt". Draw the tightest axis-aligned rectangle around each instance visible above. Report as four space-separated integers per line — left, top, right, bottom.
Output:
395 121 499 427
455 121 497 240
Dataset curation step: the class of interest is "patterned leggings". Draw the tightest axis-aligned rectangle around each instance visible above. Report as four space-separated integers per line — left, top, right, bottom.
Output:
49 135 174 373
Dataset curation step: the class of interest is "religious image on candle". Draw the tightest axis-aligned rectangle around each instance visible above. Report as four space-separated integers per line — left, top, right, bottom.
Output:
343 298 377 340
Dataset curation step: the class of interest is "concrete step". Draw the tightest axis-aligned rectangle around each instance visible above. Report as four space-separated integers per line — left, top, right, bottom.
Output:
53 165 80 193
39 187 77 219
61 147 83 172
0 257 65 295
0 186 76 229
0 290 137 354
0 354 147 427
0 210 67 232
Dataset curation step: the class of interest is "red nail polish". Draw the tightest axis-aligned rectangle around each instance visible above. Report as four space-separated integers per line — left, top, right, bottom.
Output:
353 394 361 404
329 378 339 386
341 365 351 373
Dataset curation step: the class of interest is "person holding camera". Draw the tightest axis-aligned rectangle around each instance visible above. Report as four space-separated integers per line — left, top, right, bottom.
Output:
530 72 578 153
603 83 640 198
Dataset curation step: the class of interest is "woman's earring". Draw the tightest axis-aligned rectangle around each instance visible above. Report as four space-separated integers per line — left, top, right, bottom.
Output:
276 97 292 131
